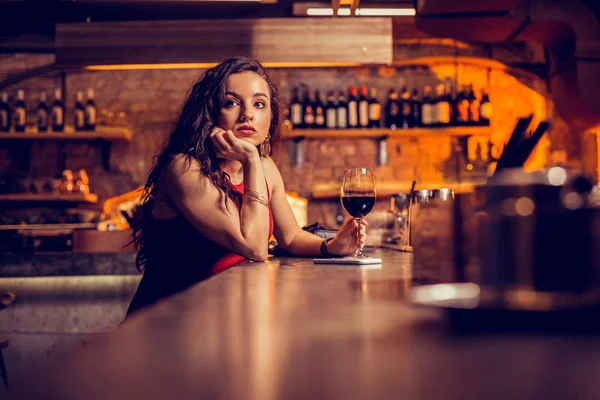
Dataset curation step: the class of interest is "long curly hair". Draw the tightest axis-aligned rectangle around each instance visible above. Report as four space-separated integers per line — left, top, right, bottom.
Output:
132 57 282 272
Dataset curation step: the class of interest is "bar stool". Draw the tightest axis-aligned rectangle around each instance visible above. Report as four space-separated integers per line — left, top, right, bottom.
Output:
0 292 16 389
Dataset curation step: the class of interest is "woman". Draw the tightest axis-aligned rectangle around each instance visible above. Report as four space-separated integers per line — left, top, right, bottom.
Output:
126 57 367 316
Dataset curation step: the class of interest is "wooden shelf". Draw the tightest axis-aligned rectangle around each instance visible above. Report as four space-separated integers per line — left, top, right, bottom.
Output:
0 223 97 231
284 127 491 139
0 193 99 203
0 126 132 141
311 182 479 200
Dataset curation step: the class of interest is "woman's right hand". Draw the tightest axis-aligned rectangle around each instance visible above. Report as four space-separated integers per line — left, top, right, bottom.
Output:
210 127 259 163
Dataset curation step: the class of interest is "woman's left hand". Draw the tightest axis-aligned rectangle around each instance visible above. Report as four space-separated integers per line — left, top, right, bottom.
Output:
326 218 368 256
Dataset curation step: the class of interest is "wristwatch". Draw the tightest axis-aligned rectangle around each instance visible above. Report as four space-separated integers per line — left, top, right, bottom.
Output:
320 237 336 258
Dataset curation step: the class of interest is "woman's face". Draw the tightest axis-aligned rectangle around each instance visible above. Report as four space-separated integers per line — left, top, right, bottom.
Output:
218 71 272 147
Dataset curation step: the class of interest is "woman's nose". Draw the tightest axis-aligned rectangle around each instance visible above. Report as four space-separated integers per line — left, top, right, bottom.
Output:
240 105 253 121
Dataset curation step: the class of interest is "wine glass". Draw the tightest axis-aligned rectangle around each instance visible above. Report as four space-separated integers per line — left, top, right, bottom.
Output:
341 168 376 258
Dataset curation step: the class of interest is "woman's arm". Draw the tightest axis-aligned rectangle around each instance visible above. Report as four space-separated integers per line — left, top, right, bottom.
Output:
165 153 270 262
264 158 366 257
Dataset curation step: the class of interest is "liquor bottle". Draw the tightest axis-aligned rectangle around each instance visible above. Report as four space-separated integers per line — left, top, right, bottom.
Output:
84 88 97 131
400 87 411 129
411 89 421 128
314 89 326 129
289 87 303 129
74 91 86 131
37 92 50 133
358 85 369 128
336 91 348 129
51 88 65 132
302 87 315 129
444 81 455 126
454 84 470 126
421 86 433 127
14 89 27 133
325 91 337 129
479 89 492 126
384 88 399 129
347 85 359 129
368 87 381 128
436 84 451 127
467 84 480 126
0 92 10 132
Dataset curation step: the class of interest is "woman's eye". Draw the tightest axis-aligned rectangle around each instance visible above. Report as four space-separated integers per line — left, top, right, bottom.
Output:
255 102 266 109
224 99 238 107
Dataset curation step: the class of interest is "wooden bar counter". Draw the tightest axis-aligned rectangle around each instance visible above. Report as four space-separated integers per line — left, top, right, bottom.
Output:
20 249 600 400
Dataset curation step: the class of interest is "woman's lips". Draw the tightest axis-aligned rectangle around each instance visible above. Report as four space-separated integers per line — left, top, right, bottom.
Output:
236 128 256 136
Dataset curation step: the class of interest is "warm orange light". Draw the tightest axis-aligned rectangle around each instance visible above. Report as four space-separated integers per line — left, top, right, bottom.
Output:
85 61 365 71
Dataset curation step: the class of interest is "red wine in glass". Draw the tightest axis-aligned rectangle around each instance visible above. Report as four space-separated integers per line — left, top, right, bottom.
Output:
341 168 376 258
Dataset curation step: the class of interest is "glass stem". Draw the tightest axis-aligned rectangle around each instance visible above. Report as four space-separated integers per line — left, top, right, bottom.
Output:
354 217 362 257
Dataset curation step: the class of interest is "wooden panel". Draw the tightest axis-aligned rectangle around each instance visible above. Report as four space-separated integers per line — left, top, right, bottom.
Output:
55 18 393 67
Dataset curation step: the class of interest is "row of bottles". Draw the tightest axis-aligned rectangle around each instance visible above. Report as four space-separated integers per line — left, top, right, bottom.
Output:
0 89 97 133
288 83 491 130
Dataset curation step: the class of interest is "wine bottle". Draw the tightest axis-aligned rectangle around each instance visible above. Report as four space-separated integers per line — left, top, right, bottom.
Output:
84 88 97 131
336 90 348 129
400 87 411 129
436 84 451 127
51 88 65 132
74 91 86 131
385 88 399 130
368 87 381 129
0 92 11 132
454 84 469 126
37 92 50 133
289 87 303 129
421 86 433 127
302 87 315 129
467 84 480 126
314 89 326 129
411 89 421 128
14 89 27 133
325 91 337 129
358 85 369 128
347 85 358 129
479 89 492 126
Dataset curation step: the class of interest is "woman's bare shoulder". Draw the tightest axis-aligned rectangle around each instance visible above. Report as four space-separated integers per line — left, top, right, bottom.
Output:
164 154 211 192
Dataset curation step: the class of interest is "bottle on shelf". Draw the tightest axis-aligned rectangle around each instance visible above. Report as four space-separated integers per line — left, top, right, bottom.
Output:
14 89 27 133
51 88 65 132
421 86 433 127
336 90 348 129
347 85 359 129
454 84 470 126
314 89 326 129
37 92 50 133
289 87 303 129
435 83 451 127
302 87 315 129
325 91 337 129
0 92 10 132
368 87 381 129
384 88 399 130
74 91 86 131
444 80 455 125
411 89 421 128
400 87 411 129
479 89 492 126
358 85 369 128
84 88 97 131
467 84 480 126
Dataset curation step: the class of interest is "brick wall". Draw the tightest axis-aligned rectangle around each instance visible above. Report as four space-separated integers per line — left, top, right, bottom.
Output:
0 47 593 227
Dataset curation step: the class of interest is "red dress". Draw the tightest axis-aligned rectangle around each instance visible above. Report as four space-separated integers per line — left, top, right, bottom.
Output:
126 181 274 316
